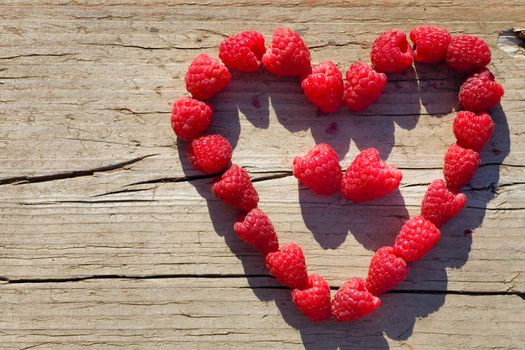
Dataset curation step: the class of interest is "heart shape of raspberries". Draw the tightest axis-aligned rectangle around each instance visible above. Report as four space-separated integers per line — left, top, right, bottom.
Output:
170 26 504 322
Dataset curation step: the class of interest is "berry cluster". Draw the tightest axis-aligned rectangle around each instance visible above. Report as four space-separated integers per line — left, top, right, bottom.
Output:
171 26 504 322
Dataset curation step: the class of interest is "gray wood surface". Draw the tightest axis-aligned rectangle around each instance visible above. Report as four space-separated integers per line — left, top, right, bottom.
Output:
1 1 524 349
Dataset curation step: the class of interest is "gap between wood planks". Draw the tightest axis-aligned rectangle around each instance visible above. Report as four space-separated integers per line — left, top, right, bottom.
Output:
2 154 524 212
0 154 523 187
0 274 523 299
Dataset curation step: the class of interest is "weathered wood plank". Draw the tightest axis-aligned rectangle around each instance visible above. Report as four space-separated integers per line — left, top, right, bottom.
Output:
0 1 524 348
0 48 523 175
0 279 523 349
0 168 524 291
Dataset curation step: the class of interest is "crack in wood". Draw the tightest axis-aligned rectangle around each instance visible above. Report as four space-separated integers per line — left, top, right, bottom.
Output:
91 187 156 198
20 199 157 205
18 342 54 350
82 42 216 50
14 199 523 211
308 40 364 49
0 154 158 186
0 53 77 60
123 169 292 187
0 75 49 79
125 173 219 187
1 274 522 298
72 14 134 20
0 273 267 284
400 182 432 188
193 28 229 38
251 171 293 182
103 107 166 115
0 160 518 190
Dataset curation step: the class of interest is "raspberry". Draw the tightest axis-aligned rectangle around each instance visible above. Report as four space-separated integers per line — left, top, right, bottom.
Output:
291 274 331 322
331 277 381 322
219 31 266 73
188 134 232 174
170 97 213 141
453 111 494 151
458 71 504 112
233 208 279 255
212 164 259 212
370 30 414 73
393 215 441 263
365 246 409 296
421 179 467 227
265 243 308 289
409 25 451 63
470 68 495 81
262 28 311 77
293 143 342 195
300 61 343 113
341 148 402 202
443 143 480 191
185 53 231 100
446 35 491 73
343 62 387 112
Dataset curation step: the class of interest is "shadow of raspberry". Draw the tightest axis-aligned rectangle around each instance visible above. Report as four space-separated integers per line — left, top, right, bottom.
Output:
221 70 271 130
269 213 471 348
203 88 242 150
271 89 508 349
212 64 421 166
378 66 421 131
415 62 463 118
298 187 409 250
174 58 510 349
176 140 271 284
302 66 420 172
310 113 397 164
279 107 509 347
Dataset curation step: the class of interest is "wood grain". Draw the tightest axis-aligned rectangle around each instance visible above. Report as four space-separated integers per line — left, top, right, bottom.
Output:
1 279 524 349
0 1 524 349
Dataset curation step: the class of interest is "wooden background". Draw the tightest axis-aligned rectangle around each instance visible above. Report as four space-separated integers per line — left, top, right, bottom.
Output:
1 1 524 349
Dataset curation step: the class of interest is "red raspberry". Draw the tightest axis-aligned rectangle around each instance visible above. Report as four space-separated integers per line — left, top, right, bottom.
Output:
300 61 343 113
458 71 504 112
170 97 213 141
453 111 494 151
212 164 259 212
365 246 409 296
393 215 441 263
219 31 266 73
343 62 387 112
262 28 311 77
185 53 231 100
331 277 381 322
421 179 467 227
266 243 308 289
370 30 414 73
409 25 451 63
233 208 279 255
446 35 491 73
443 143 480 191
188 134 232 174
291 274 331 322
293 143 342 196
341 148 402 202
470 68 495 81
